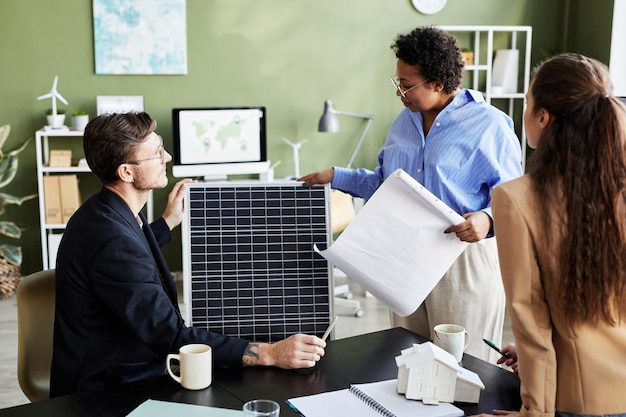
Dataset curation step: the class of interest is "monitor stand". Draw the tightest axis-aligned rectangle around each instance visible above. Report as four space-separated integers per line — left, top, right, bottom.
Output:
201 168 275 182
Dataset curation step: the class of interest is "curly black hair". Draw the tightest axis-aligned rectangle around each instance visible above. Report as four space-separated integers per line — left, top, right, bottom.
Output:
391 26 464 94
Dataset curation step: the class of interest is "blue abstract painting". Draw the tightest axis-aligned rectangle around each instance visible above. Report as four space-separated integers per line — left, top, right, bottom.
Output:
93 0 187 75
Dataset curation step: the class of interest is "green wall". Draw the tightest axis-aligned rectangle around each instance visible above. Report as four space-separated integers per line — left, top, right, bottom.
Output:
567 0 614 62
0 0 607 274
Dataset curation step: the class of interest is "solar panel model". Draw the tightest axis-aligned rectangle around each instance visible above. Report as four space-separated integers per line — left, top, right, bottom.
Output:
182 182 334 343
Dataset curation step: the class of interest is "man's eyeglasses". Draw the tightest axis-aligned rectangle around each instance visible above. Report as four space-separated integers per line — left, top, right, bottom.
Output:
390 76 430 98
127 135 166 165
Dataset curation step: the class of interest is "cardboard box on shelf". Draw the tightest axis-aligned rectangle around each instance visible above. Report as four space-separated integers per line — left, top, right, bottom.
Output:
43 175 82 224
59 175 81 223
49 150 72 167
43 176 62 224
461 51 474 65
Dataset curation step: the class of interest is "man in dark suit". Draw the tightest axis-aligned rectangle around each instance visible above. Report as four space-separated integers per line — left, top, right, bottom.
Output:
50 112 326 397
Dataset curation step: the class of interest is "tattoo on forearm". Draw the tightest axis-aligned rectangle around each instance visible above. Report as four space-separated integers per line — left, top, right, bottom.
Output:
243 342 260 365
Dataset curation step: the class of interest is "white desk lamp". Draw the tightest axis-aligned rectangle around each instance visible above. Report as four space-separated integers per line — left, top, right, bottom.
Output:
318 99 374 168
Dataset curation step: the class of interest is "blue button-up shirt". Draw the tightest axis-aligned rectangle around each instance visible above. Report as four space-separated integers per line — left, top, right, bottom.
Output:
332 89 523 229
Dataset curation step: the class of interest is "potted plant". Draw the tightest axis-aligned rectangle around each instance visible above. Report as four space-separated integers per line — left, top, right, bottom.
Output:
0 124 37 299
45 108 66 127
71 111 89 131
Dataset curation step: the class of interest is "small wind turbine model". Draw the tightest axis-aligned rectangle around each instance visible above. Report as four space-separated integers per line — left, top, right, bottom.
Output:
282 137 308 179
37 75 69 130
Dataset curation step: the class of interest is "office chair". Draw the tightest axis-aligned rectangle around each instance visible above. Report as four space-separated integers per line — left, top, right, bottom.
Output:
17 269 55 402
330 190 364 317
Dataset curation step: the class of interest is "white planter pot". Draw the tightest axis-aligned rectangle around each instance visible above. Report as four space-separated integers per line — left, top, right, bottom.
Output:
46 114 66 127
71 114 89 131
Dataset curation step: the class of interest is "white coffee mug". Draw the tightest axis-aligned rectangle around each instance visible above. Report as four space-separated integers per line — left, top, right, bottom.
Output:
166 344 212 390
433 323 470 362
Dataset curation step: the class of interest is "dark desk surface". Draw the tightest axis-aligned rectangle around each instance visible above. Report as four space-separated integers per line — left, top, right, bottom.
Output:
0 328 521 416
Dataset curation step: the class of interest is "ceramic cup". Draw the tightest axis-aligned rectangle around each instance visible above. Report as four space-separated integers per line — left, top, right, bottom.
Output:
166 343 212 390
243 399 280 417
433 323 470 362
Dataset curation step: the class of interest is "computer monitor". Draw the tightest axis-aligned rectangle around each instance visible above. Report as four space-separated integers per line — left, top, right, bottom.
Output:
171 107 269 179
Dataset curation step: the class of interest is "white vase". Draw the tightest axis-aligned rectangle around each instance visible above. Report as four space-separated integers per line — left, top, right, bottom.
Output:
46 114 66 128
71 114 89 131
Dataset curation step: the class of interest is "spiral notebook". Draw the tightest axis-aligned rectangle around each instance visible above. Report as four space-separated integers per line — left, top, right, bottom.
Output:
287 379 463 417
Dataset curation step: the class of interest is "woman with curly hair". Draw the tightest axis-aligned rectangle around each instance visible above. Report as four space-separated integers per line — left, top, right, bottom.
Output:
300 26 523 362
485 53 626 416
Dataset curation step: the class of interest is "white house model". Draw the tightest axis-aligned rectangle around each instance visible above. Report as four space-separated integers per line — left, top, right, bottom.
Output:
395 342 485 405
456 366 486 403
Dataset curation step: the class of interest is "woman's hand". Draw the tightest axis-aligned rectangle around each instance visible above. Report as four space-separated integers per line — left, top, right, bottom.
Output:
444 211 492 243
497 343 518 373
471 410 519 417
298 169 334 186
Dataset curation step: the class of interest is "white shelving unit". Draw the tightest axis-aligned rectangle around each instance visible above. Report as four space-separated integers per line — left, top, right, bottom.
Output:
35 129 153 269
441 25 532 163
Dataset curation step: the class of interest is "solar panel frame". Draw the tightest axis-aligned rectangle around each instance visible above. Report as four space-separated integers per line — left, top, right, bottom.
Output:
182 181 334 343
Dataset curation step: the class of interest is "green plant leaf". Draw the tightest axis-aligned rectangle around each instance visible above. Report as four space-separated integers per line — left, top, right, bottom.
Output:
46 108 66 115
0 156 18 188
0 244 22 266
3 137 31 157
0 122 33 266
0 221 21 239
0 192 38 205
0 125 9 150
0 154 9 174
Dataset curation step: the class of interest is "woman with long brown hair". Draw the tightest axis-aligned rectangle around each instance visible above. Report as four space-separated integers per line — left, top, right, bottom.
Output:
489 53 626 416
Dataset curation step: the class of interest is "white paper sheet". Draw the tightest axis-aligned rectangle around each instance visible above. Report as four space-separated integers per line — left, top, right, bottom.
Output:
317 169 469 317
126 399 243 417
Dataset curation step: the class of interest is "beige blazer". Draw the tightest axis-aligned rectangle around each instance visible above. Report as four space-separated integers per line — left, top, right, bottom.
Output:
492 176 626 416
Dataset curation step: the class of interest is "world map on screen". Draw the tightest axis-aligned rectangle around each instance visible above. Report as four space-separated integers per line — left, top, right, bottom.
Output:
194 118 247 153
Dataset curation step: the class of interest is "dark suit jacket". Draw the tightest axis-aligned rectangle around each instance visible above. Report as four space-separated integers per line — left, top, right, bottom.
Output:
50 187 248 397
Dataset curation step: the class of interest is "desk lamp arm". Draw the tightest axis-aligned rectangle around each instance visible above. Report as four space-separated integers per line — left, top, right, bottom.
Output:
343 115 374 168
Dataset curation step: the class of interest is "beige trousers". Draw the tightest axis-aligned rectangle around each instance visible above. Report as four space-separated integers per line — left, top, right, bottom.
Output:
391 238 505 363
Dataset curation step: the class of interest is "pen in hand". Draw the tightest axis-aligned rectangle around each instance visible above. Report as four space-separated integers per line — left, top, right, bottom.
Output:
322 316 339 341
483 338 512 359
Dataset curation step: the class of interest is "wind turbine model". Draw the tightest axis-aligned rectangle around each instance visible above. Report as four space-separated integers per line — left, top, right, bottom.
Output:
37 75 69 129
282 137 308 179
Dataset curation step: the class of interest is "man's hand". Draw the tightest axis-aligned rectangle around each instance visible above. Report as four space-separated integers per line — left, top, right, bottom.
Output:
162 178 196 231
298 169 334 186
444 211 492 243
242 334 326 369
